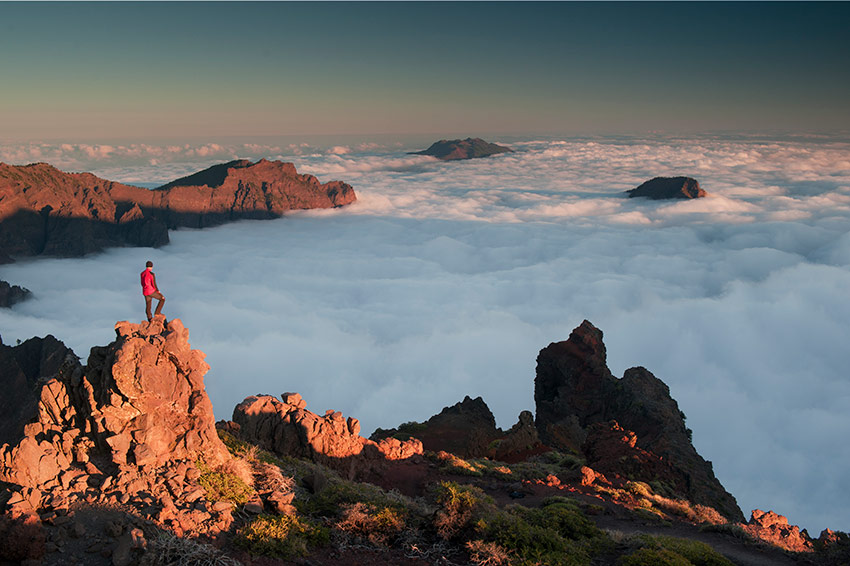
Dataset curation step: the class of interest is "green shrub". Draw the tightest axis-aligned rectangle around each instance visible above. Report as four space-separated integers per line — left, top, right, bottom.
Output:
630 535 734 566
650 536 734 566
196 460 255 505
481 508 592 566
433 481 491 539
620 547 692 566
297 477 410 518
234 514 328 558
531 501 604 541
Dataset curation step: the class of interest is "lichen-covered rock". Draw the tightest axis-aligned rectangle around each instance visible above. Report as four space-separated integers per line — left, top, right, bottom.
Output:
232 393 423 479
534 320 743 522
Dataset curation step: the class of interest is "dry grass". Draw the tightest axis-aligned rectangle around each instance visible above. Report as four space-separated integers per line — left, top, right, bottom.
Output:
335 502 406 546
141 531 242 566
466 540 511 566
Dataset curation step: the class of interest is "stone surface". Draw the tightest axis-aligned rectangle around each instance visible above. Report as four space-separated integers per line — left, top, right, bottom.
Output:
0 279 32 307
232 393 423 479
534 320 743 522
0 159 356 260
409 137 513 161
741 509 814 553
0 317 236 541
626 176 707 199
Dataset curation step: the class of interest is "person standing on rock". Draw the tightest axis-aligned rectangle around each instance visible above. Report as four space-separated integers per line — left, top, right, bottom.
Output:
140 260 165 321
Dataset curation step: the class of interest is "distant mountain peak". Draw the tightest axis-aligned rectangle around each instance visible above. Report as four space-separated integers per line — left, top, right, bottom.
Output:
409 137 513 161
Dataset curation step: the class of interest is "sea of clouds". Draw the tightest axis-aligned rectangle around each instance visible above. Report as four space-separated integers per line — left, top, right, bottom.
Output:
2 136 849 533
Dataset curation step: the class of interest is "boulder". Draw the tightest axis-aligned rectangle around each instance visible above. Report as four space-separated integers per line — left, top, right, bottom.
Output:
534 320 743 522
626 176 707 199
233 393 423 479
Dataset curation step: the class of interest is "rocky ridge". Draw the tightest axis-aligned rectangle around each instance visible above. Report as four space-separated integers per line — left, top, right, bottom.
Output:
534 320 743 522
1 317 847 565
371 395 542 462
626 176 707 199
0 159 356 262
409 137 513 161
0 317 286 563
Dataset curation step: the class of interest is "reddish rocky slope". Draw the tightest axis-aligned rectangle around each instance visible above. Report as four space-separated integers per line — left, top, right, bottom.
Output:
0 159 356 261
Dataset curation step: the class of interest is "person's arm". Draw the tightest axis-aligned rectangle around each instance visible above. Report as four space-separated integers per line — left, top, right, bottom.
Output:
152 272 160 292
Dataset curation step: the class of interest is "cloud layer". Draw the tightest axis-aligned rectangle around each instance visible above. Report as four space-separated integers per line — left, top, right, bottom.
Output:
2 137 849 534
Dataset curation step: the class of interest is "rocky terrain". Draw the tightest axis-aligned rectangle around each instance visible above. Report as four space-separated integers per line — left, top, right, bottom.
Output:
0 279 31 308
409 138 513 161
626 176 707 199
0 159 356 262
1 318 847 566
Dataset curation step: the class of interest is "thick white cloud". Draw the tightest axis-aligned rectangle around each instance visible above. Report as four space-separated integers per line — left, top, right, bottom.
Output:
2 137 849 534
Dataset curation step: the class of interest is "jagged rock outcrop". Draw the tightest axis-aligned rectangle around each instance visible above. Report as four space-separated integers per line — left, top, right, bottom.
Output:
0 316 238 542
232 392 423 479
0 159 356 260
0 335 76 449
626 176 707 199
0 280 31 307
409 137 513 161
535 320 743 522
372 396 500 458
740 510 814 553
371 396 542 460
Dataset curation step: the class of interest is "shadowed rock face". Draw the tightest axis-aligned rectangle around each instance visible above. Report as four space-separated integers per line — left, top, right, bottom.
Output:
0 335 77 448
0 280 31 308
409 137 513 161
534 320 743 522
372 396 541 461
0 159 356 261
626 176 706 199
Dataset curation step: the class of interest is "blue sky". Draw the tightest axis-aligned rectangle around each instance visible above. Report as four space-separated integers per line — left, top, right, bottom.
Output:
1 2 849 140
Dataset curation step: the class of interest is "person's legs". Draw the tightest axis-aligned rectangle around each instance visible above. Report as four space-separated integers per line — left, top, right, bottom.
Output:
151 291 165 316
145 295 153 321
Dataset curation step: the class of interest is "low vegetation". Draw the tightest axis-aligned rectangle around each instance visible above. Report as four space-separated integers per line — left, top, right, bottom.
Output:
196 459 255 506
213 429 752 566
234 514 328 558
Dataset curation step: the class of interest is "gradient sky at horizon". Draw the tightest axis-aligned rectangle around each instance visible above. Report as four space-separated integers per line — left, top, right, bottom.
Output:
2 1 849 142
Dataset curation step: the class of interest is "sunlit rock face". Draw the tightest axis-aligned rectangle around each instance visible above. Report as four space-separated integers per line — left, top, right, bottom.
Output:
232 392 423 479
0 317 236 539
626 176 707 199
0 159 356 260
534 320 743 522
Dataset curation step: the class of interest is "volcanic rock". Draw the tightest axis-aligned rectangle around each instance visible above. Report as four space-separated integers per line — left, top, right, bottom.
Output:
534 320 743 522
0 280 31 307
0 159 356 260
371 397 542 460
232 393 423 480
0 335 78 449
626 176 707 199
0 316 235 538
409 137 513 161
741 509 814 553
